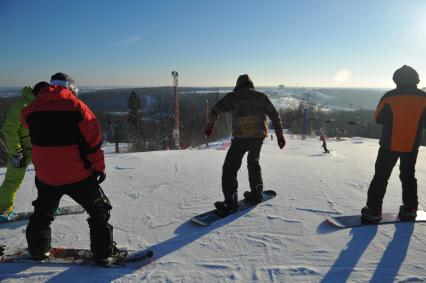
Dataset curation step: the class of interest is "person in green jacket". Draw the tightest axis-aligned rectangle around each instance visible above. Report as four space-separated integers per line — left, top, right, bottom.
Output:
0 82 49 220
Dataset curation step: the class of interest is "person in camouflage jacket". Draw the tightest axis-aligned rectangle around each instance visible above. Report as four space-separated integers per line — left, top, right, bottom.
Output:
204 74 285 214
0 82 49 219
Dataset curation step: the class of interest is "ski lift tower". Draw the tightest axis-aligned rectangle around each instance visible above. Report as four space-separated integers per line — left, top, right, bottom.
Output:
171 71 180 149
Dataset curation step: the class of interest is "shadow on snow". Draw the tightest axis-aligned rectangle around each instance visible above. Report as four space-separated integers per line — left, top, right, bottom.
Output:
0 206 254 282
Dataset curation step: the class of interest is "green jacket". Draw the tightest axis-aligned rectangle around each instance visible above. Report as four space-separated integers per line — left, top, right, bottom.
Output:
208 88 283 138
1 87 35 155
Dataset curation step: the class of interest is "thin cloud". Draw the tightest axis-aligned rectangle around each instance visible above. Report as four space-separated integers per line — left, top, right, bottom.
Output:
333 69 352 83
113 35 141 47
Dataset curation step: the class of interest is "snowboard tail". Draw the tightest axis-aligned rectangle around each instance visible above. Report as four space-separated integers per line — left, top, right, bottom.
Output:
0 245 153 267
0 205 86 224
191 190 276 226
327 210 426 228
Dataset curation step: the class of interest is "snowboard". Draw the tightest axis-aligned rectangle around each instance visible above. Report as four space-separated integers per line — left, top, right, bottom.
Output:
191 190 276 226
327 210 426 228
0 245 154 267
0 205 86 224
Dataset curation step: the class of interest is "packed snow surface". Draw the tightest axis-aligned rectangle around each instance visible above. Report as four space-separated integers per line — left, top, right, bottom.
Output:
0 136 425 282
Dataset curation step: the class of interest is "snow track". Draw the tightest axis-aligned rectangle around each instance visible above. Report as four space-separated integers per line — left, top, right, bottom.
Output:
0 136 425 282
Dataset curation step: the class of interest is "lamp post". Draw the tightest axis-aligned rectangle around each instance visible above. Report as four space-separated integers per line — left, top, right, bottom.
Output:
171 71 180 149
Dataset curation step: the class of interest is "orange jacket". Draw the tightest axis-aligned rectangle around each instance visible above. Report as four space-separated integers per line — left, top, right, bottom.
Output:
21 86 105 185
375 87 426 152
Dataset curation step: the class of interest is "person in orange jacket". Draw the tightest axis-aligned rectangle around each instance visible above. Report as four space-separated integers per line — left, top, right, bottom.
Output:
361 65 426 223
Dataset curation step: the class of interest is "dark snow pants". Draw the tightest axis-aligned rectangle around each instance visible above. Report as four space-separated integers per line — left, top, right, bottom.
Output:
26 176 114 259
367 146 418 209
322 141 330 153
222 138 264 201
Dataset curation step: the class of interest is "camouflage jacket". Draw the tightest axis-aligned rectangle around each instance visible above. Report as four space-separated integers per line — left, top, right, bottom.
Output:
208 88 283 138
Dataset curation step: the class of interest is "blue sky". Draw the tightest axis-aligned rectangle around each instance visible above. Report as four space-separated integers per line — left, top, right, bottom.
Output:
0 0 425 88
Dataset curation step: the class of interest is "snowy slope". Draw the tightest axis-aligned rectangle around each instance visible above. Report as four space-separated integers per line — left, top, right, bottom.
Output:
0 136 426 282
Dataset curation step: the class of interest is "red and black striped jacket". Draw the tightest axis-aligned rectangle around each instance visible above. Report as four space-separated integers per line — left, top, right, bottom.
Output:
21 85 105 185
375 87 426 152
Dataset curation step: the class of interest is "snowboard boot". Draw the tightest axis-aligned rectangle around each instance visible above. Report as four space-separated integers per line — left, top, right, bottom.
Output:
361 206 382 223
29 245 51 261
0 207 14 222
214 194 239 217
244 184 264 204
398 204 417 221
94 242 127 266
244 191 263 204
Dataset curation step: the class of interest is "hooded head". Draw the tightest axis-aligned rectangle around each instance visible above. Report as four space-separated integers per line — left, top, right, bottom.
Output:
234 74 254 91
32 81 49 96
50 72 79 96
392 65 420 87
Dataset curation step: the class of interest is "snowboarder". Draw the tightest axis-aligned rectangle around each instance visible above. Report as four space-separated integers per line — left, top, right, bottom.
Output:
20 73 120 265
204 74 285 215
320 133 330 153
0 82 49 221
361 65 426 223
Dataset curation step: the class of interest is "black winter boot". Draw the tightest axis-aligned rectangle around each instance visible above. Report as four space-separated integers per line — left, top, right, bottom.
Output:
244 184 263 204
398 204 417 221
214 193 239 217
29 245 51 261
361 206 382 223
94 242 127 266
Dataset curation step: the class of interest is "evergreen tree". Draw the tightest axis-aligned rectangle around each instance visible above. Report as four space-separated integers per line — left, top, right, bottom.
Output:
127 91 143 149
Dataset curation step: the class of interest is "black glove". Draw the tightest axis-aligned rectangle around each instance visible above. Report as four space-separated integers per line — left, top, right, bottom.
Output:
93 171 106 184
277 134 286 149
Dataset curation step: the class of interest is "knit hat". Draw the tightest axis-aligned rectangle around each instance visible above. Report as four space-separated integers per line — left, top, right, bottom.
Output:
392 65 420 86
50 72 79 95
32 81 49 96
234 74 254 91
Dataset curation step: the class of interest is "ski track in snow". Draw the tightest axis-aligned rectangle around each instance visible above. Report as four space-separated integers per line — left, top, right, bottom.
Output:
0 136 426 282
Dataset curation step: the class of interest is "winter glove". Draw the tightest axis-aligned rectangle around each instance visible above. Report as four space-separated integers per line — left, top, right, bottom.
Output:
93 170 106 184
277 134 286 149
204 122 214 138
9 146 24 168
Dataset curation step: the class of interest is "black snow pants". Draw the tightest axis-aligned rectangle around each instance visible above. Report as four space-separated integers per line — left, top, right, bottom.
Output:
222 138 264 201
367 146 418 210
26 176 114 259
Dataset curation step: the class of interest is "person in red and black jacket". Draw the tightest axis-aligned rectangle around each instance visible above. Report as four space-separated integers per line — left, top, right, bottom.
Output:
361 65 426 223
21 72 120 264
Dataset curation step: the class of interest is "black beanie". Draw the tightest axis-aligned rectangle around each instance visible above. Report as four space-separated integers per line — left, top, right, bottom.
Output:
392 65 420 86
32 81 50 96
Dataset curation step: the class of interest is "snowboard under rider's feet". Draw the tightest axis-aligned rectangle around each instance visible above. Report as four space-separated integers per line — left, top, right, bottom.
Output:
398 204 417 221
214 200 239 217
361 206 382 223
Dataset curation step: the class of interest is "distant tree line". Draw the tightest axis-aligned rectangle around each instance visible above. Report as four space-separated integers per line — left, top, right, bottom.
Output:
1 87 425 165
100 89 232 151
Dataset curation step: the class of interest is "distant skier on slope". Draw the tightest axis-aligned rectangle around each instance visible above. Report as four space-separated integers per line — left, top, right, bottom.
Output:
361 65 426 223
320 133 330 153
0 82 49 221
204 74 285 215
21 73 121 265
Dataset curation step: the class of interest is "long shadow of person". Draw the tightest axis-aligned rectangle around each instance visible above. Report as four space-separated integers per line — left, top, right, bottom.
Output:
321 225 378 283
369 222 414 283
146 206 255 261
41 206 255 282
